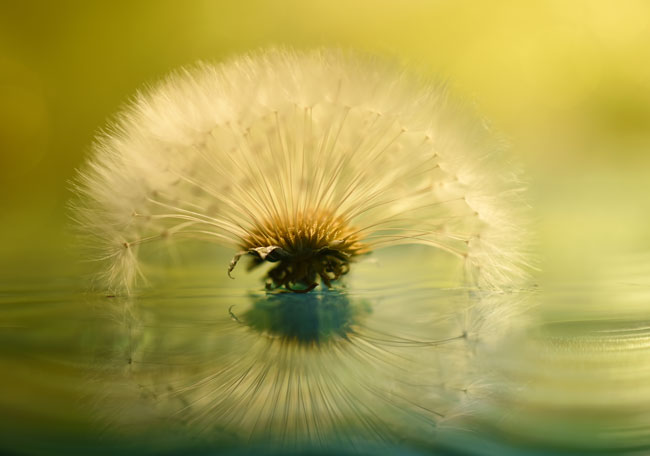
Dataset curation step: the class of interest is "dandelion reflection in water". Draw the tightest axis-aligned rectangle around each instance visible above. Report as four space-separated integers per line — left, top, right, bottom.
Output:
89 249 530 453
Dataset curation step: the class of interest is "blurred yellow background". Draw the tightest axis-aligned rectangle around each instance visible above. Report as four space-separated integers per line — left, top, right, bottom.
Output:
1 5 650 452
1 0 649 288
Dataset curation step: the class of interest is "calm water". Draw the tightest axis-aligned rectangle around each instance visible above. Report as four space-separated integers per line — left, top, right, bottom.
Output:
1 247 649 455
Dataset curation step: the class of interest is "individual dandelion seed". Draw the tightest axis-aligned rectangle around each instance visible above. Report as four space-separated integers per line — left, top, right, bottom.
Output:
71 48 529 293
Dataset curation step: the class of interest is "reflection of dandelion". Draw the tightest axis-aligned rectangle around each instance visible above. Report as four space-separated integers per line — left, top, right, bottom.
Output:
72 48 528 293
92 262 529 452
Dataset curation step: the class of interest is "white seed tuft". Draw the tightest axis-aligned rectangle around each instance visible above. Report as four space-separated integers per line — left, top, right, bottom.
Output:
72 48 530 292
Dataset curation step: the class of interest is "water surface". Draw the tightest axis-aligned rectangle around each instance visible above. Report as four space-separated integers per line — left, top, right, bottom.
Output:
1 248 649 455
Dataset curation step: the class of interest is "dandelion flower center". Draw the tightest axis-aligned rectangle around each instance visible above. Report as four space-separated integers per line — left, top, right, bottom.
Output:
235 209 368 291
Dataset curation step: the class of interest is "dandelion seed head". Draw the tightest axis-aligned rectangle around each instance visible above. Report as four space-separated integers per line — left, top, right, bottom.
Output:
72 48 529 292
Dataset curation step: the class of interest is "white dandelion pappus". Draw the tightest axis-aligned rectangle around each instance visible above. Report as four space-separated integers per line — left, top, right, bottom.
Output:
72 48 528 293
